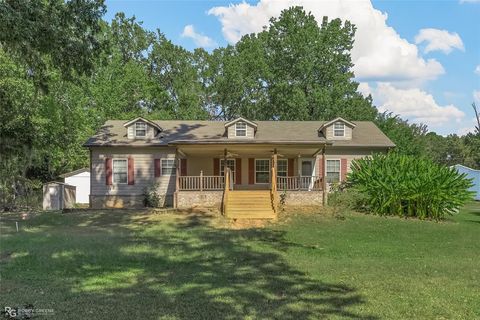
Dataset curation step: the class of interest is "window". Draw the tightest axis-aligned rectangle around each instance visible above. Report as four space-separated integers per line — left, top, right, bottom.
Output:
161 159 176 176
220 159 235 182
135 122 146 137
326 160 340 183
277 159 288 177
235 122 247 137
333 122 345 137
255 159 270 183
113 159 128 184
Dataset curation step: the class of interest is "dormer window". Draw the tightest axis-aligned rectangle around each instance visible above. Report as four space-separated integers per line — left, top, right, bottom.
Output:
235 122 247 137
333 122 345 137
135 122 146 138
225 117 257 139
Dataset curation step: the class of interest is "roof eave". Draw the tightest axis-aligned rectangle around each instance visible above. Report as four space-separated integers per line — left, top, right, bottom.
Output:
318 117 356 131
224 117 258 128
123 117 163 131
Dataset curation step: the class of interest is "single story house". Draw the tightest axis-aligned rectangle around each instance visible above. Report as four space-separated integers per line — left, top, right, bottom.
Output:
84 117 395 218
60 168 90 204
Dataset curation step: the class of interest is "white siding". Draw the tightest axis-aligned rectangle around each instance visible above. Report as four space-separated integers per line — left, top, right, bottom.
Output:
91 147 177 198
65 171 90 204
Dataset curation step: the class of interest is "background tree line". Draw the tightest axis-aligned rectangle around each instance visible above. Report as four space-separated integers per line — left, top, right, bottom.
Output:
0 2 479 208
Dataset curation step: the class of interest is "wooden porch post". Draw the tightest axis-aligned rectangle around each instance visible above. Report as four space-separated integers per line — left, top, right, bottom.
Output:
272 148 278 188
271 149 278 213
322 145 326 206
200 170 203 191
174 150 180 208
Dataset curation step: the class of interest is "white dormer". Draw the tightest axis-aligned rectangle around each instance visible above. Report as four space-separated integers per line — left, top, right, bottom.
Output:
124 117 162 140
318 117 356 140
224 117 257 139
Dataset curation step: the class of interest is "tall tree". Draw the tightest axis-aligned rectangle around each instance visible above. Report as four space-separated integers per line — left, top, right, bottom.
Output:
224 7 377 121
375 112 428 157
472 102 480 134
0 0 106 90
147 33 208 119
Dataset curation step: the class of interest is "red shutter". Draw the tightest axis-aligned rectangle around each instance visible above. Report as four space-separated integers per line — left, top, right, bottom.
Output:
288 158 294 176
105 158 112 185
154 159 161 177
248 158 255 184
128 156 135 185
341 158 348 181
180 159 187 176
213 158 220 176
235 158 242 184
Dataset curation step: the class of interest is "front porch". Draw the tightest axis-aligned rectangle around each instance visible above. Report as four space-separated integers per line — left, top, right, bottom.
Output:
173 144 327 218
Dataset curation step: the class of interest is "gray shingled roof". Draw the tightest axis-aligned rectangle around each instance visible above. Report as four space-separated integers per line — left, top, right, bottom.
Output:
84 120 395 148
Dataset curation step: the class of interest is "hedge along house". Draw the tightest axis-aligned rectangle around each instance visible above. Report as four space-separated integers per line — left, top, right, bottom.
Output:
84 117 395 218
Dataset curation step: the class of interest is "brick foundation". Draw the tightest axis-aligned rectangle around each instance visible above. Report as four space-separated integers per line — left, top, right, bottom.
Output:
280 191 323 206
175 191 223 209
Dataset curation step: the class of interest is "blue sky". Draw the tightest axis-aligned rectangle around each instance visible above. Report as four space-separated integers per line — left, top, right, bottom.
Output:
104 0 480 135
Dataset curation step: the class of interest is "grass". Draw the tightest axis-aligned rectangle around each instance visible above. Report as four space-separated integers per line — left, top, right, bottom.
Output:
0 203 479 319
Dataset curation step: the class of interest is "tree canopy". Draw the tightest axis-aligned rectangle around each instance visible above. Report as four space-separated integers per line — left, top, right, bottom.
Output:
1 5 478 209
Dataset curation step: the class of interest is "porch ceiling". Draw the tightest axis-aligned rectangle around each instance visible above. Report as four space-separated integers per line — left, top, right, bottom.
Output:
176 144 325 157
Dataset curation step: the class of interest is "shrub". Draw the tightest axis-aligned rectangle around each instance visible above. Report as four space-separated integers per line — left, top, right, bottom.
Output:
349 153 474 220
327 182 368 218
143 183 163 208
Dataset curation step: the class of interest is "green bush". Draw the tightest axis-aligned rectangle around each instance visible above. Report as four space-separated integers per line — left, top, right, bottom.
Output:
349 153 474 220
143 183 163 208
328 182 368 216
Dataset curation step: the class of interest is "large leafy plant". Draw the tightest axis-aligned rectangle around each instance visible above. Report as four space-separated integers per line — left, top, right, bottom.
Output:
348 153 474 219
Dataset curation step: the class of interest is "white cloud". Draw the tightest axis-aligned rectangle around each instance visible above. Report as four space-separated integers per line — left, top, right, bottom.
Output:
208 0 445 82
181 24 217 48
414 28 464 54
475 65 480 75
363 82 465 128
460 0 480 3
474 90 480 102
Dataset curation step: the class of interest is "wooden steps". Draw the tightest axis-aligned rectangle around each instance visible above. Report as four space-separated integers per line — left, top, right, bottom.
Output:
225 190 276 219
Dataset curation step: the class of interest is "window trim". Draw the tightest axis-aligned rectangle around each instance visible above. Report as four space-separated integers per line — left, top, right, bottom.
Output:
112 158 128 184
255 158 270 184
161 158 176 176
235 122 247 137
220 159 236 183
326 159 341 183
277 159 288 177
333 122 345 137
135 122 147 138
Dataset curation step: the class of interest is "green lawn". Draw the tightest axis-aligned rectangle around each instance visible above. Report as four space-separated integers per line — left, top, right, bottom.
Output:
1 203 479 319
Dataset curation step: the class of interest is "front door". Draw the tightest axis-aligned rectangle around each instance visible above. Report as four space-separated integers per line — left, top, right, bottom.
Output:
301 159 315 189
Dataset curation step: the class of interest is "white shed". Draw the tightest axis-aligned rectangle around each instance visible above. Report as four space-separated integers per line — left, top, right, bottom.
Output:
60 168 90 204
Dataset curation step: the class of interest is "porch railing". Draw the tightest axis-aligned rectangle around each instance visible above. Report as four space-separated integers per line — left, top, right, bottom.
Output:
178 174 225 191
277 176 323 191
